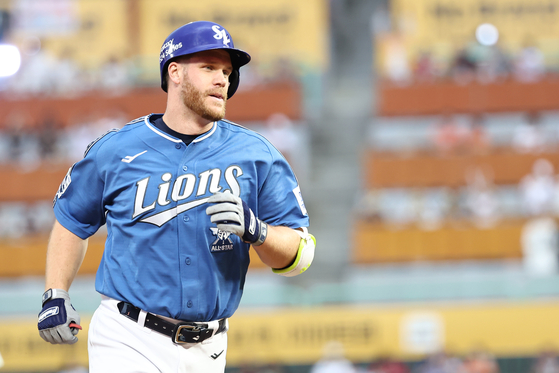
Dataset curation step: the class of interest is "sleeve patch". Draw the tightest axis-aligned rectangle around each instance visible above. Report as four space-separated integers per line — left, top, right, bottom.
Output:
53 165 74 207
292 186 308 216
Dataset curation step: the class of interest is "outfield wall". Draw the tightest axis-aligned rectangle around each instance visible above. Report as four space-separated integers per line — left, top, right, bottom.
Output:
1 300 558 371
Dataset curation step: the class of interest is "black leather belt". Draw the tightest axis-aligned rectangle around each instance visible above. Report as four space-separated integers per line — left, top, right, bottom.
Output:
117 301 227 344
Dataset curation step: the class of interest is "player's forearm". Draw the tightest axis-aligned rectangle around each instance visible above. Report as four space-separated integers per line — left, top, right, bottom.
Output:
252 225 301 269
45 220 88 291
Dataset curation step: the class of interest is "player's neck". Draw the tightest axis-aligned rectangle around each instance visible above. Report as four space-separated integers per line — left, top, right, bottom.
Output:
162 105 213 136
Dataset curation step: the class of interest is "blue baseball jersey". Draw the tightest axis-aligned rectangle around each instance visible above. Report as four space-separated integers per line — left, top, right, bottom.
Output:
53 114 309 321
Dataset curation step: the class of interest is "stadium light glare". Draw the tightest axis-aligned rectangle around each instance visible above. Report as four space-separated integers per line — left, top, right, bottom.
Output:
475 23 499 46
0 44 22 77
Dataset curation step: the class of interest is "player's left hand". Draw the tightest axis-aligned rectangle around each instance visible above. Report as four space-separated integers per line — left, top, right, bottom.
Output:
206 192 268 246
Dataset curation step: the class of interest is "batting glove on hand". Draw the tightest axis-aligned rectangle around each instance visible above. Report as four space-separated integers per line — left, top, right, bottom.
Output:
38 289 82 344
206 192 268 245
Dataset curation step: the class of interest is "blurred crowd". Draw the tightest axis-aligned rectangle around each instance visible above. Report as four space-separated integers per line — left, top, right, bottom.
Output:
0 43 135 99
0 109 126 168
232 344 559 373
381 35 553 86
0 39 299 99
357 157 559 230
356 110 559 276
359 112 559 228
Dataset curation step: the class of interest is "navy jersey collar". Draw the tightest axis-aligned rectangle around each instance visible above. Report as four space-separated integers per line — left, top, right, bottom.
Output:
144 114 217 144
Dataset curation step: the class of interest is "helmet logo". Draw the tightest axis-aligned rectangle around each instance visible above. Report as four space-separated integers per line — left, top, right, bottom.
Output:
212 25 231 47
160 39 183 62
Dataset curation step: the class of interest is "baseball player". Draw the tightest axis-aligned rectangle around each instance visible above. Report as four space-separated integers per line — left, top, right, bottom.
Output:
37 21 315 373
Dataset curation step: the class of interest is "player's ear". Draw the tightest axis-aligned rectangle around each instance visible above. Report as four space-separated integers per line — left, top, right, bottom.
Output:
167 61 182 88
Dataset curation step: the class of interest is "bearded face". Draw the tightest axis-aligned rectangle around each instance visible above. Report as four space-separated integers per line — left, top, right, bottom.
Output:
180 71 227 122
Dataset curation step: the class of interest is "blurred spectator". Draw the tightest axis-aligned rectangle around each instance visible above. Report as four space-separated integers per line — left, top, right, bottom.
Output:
259 113 299 164
4 110 40 170
512 112 547 154
0 202 29 238
513 41 546 83
257 364 285 373
464 166 499 228
238 364 260 373
450 45 477 85
268 57 299 83
99 56 132 94
9 41 57 96
460 349 500 373
519 159 556 217
5 110 28 162
356 189 383 223
521 217 559 277
0 126 9 163
532 349 559 373
414 51 437 83
310 341 357 373
476 43 511 84
417 188 452 231
62 119 98 162
378 188 418 227
466 114 491 155
0 201 54 238
62 110 123 163
379 31 412 85
431 113 471 156
27 201 55 234
239 364 284 373
52 47 83 98
367 355 410 373
414 351 463 373
37 113 63 162
57 361 88 373
259 112 309 183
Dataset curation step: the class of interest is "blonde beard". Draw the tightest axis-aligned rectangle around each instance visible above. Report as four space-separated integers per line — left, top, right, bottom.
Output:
181 78 226 122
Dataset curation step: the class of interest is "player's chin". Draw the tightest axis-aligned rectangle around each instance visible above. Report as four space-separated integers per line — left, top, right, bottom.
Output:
202 107 226 122
205 103 226 121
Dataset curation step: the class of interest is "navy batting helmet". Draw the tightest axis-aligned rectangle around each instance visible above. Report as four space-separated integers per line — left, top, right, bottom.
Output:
159 21 251 98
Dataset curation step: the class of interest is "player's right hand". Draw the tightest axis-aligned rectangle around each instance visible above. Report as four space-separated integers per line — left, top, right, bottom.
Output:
38 289 81 344
206 192 268 246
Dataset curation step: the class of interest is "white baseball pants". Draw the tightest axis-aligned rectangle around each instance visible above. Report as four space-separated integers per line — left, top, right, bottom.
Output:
88 297 228 373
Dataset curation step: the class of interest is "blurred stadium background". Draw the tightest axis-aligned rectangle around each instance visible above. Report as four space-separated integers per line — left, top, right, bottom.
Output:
1 0 559 372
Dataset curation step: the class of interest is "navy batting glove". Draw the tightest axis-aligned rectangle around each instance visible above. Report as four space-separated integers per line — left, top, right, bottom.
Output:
38 289 81 344
206 192 268 245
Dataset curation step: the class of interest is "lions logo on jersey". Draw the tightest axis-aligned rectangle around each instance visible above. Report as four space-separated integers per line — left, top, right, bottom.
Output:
210 227 234 252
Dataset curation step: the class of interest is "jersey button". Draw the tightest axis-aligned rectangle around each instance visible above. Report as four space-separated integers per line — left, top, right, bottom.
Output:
185 257 191 265
187 300 193 308
175 143 182 149
183 215 189 222
182 165 188 171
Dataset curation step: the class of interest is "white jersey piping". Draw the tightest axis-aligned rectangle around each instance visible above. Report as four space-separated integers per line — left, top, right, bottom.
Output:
143 116 182 143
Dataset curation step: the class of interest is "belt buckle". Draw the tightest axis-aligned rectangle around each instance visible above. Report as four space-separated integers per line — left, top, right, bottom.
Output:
173 323 201 344
173 323 213 344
